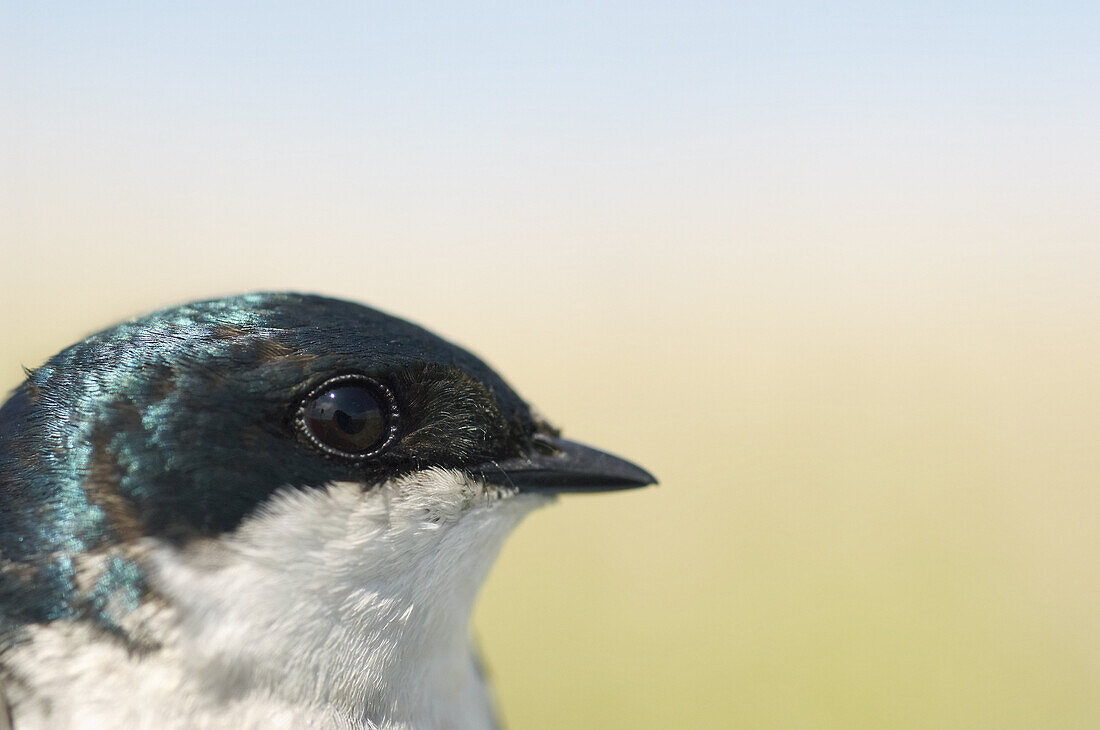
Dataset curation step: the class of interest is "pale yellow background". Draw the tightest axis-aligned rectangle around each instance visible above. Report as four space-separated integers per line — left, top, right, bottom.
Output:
3 4 1099 728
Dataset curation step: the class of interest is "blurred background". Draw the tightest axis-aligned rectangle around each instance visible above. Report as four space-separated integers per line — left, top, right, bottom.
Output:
2 2 1099 727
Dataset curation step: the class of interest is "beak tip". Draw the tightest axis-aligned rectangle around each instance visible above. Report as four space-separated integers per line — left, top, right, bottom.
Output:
623 464 659 489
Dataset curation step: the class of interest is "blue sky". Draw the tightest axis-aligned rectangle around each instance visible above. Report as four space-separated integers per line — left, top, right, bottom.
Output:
2 2 1098 330
5 3 1098 140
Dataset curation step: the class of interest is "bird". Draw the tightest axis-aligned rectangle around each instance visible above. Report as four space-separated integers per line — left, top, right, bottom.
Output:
0 292 654 730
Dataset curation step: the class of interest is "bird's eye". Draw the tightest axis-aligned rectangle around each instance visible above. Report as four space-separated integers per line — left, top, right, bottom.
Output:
296 375 398 459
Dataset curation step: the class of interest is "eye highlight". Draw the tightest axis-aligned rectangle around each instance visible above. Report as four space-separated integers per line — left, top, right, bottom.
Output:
296 375 398 460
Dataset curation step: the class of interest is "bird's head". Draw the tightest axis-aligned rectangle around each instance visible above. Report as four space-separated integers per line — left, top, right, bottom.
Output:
0 293 653 656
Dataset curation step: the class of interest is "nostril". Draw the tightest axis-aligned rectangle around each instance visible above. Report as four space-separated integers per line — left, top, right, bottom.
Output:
531 433 563 457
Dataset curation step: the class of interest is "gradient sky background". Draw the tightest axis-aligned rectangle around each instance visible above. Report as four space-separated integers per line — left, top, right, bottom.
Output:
2 3 1100 728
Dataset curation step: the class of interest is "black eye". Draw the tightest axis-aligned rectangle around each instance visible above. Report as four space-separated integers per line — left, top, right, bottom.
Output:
296 375 398 459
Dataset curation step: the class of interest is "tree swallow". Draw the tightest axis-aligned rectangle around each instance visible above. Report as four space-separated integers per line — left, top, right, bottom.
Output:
0 293 654 729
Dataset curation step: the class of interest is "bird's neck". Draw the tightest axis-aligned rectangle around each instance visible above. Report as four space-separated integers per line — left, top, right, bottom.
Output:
145 475 547 728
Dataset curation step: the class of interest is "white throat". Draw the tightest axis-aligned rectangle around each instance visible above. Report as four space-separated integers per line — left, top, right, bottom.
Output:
4 470 548 730
151 470 548 728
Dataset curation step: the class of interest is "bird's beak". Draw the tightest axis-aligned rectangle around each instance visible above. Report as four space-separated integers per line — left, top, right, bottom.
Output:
473 434 657 494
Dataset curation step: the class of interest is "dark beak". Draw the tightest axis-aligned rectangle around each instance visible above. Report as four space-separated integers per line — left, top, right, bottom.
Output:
473 434 657 494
